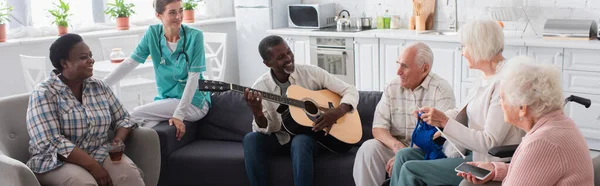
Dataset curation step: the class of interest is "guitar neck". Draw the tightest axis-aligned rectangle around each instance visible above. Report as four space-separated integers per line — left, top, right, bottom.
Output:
229 84 305 108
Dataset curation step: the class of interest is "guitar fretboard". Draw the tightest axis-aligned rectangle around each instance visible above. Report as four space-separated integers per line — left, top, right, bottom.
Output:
229 84 305 108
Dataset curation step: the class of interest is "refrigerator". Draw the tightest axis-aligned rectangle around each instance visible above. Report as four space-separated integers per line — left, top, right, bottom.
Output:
235 0 301 86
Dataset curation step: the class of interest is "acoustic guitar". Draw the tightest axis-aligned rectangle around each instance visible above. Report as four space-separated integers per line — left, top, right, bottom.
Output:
198 80 362 153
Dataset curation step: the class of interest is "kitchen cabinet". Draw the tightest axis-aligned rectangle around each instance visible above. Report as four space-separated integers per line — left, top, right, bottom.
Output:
354 38 380 91
563 48 600 72
378 39 406 90
564 92 600 150
563 70 600 95
412 41 460 90
527 46 564 69
459 82 474 106
281 35 310 65
461 45 527 83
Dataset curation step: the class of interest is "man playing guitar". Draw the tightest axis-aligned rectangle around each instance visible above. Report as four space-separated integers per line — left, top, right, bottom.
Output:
242 35 359 186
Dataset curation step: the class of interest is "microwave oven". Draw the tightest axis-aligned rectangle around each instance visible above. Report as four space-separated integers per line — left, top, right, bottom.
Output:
288 3 336 28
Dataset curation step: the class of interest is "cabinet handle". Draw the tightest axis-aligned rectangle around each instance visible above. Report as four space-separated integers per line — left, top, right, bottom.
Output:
597 114 600 120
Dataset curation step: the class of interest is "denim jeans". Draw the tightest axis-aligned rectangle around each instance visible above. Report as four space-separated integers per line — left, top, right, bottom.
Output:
243 132 317 186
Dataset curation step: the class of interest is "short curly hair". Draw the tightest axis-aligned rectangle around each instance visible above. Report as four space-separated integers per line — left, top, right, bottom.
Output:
499 56 563 118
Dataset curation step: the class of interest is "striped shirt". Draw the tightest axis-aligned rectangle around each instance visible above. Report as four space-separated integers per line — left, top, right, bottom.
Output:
372 73 456 141
26 71 138 173
491 110 594 186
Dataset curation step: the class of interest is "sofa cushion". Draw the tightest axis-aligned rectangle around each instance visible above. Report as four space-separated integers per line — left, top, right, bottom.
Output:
196 91 253 142
268 147 358 186
168 140 249 186
168 140 358 186
355 91 383 146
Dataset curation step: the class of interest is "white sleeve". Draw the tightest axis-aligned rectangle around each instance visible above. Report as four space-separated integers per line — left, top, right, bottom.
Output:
102 57 140 86
172 72 200 121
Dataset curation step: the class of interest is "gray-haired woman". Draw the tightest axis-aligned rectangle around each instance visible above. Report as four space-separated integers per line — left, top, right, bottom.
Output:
389 20 525 186
457 56 594 186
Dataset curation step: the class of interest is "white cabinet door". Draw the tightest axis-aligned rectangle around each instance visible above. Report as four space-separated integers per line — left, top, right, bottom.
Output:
460 82 474 106
564 92 600 150
562 70 600 95
527 47 564 69
404 41 460 97
354 38 380 91
563 48 600 72
281 35 310 65
461 45 526 83
379 39 406 90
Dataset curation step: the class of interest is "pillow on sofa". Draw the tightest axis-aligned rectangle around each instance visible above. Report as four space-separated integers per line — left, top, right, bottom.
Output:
195 91 253 142
356 91 383 146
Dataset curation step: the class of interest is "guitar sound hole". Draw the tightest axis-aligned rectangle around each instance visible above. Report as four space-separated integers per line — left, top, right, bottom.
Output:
304 101 318 115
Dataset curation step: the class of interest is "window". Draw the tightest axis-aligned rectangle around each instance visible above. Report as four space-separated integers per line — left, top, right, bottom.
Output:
127 0 155 23
30 0 94 27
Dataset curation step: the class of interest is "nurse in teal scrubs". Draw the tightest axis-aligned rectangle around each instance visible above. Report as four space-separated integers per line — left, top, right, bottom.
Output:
104 0 210 140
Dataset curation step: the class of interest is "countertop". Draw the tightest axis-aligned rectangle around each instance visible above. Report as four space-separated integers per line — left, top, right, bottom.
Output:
267 27 600 49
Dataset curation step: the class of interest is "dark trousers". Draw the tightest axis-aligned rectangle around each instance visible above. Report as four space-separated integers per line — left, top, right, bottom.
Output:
243 132 318 186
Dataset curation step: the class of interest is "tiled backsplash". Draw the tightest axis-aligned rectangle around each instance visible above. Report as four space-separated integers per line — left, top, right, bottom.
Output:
301 0 600 37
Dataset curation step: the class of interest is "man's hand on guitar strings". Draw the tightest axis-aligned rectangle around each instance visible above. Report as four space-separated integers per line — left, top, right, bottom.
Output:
244 88 263 115
312 108 345 136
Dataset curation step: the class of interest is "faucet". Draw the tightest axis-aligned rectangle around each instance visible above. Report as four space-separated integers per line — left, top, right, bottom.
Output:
447 0 458 32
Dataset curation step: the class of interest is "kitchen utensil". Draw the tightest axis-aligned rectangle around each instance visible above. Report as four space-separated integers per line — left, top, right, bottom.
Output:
358 12 373 29
543 19 598 40
409 16 416 30
412 0 436 30
336 10 351 31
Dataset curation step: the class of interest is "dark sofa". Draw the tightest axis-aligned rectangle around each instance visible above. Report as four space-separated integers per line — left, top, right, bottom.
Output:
154 91 383 186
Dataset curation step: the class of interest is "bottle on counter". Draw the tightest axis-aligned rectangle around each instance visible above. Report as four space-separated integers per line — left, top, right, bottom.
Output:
390 12 401 29
383 10 391 29
376 12 385 29
110 48 126 63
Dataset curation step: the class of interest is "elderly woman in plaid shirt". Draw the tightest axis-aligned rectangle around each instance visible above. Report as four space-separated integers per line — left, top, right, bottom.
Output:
26 34 144 186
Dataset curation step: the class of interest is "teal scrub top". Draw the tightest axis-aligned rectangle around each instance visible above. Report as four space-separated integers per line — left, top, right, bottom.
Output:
130 24 211 108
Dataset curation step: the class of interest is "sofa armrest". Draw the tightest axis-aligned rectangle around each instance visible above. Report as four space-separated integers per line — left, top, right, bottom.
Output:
0 154 41 186
124 127 160 186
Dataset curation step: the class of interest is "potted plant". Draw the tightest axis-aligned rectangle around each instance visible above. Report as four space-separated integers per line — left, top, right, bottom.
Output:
182 0 202 23
0 1 12 42
105 0 135 30
49 0 71 36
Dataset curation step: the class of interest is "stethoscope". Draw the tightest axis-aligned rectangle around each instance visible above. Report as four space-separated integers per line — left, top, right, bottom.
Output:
157 24 189 83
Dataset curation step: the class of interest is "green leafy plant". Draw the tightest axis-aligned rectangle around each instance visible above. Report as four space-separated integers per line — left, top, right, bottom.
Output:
183 0 202 10
105 0 135 18
0 1 13 24
48 0 71 27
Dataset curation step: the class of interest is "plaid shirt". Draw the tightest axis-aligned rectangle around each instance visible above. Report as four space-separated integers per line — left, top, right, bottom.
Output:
373 73 456 142
26 71 138 173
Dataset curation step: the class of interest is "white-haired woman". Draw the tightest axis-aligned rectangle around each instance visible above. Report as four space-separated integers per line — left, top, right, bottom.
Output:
389 20 525 186
458 56 594 186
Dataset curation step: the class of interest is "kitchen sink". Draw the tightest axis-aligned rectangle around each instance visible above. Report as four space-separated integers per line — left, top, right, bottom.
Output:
418 31 458 36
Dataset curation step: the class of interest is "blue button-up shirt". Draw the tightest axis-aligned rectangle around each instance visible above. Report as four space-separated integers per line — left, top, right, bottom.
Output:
26 71 138 173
